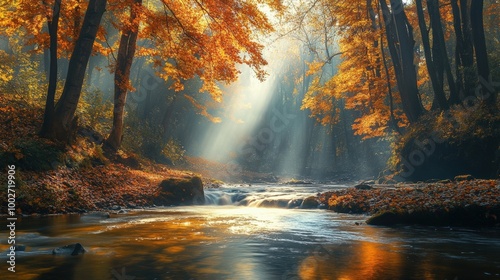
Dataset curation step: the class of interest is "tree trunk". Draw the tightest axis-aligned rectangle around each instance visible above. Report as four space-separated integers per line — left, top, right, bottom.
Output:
377 4 401 134
40 0 61 137
105 0 142 151
380 0 424 123
47 0 107 142
416 0 448 110
470 0 495 104
459 0 476 98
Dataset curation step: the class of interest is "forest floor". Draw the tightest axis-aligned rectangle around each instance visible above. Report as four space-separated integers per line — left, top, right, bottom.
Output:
1 94 499 227
0 94 221 214
319 179 500 226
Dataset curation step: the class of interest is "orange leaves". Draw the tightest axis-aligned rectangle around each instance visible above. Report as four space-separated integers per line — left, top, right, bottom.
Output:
137 0 276 101
296 0 407 139
305 61 324 76
183 94 222 123
321 180 500 216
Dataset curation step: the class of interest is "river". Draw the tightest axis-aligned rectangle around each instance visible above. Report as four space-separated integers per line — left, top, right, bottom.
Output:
2 184 500 279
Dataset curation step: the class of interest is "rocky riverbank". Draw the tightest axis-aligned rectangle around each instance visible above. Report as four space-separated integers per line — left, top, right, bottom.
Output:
319 179 500 226
0 162 211 215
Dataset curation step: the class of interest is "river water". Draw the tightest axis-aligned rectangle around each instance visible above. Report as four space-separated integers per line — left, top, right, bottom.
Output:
2 184 500 279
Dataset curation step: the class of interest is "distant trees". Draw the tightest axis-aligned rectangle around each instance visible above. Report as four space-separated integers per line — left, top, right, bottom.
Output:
298 0 498 138
289 0 499 179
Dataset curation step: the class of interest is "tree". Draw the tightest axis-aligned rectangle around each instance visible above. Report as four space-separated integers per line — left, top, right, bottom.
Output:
40 0 62 136
104 0 282 151
470 0 495 104
45 0 107 142
105 0 142 150
380 0 423 123
298 0 407 139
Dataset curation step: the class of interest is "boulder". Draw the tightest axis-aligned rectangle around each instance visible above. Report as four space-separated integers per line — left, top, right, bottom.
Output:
156 176 204 205
300 196 319 209
318 203 328 210
287 199 303 209
52 243 86 256
366 211 402 226
258 199 289 208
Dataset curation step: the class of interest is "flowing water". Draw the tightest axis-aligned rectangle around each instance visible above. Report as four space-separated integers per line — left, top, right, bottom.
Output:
2 184 500 280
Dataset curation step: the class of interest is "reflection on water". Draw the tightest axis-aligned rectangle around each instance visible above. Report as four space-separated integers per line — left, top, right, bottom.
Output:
2 184 500 280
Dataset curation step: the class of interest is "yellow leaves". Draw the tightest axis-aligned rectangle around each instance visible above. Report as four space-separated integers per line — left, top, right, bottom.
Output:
306 61 324 76
183 94 221 123
0 51 14 84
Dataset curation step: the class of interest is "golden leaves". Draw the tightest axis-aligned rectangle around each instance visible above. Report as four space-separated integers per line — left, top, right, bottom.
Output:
322 180 500 216
183 94 222 123
298 0 408 138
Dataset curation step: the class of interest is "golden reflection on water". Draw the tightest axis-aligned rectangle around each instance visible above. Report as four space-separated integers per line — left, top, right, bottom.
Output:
6 208 499 279
298 226 404 280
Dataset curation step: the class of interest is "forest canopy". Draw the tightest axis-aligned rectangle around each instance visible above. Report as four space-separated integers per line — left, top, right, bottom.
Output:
0 0 498 181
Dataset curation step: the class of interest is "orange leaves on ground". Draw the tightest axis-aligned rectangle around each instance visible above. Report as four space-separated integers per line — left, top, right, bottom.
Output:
320 180 500 216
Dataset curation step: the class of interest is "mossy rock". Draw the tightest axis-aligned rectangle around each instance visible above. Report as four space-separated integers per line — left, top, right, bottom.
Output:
155 176 204 205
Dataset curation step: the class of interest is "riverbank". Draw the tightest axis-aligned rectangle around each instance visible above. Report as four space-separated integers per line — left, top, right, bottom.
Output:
2 95 499 227
319 179 500 226
0 162 215 214
0 95 216 214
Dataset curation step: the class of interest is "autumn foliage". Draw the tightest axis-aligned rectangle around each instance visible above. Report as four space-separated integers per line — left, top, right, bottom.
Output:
319 180 500 226
299 0 498 138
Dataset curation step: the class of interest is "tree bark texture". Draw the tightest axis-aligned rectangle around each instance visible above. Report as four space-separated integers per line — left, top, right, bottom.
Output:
105 0 142 151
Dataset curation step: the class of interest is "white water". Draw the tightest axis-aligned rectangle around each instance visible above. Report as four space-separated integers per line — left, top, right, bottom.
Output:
203 183 341 208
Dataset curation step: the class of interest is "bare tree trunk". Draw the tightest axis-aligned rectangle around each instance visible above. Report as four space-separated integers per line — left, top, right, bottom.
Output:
470 0 495 104
105 0 142 151
380 0 424 123
416 0 448 110
47 0 107 142
428 0 456 108
450 0 477 98
377 3 401 134
40 0 61 137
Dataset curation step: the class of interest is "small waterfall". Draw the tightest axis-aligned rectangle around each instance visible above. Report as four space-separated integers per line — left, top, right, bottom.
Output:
203 184 335 209
204 191 248 205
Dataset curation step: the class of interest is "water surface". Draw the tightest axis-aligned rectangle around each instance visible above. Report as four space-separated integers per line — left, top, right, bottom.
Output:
2 184 500 279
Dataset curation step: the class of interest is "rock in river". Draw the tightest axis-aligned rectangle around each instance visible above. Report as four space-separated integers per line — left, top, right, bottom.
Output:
300 196 319 209
155 176 205 205
52 243 86 256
